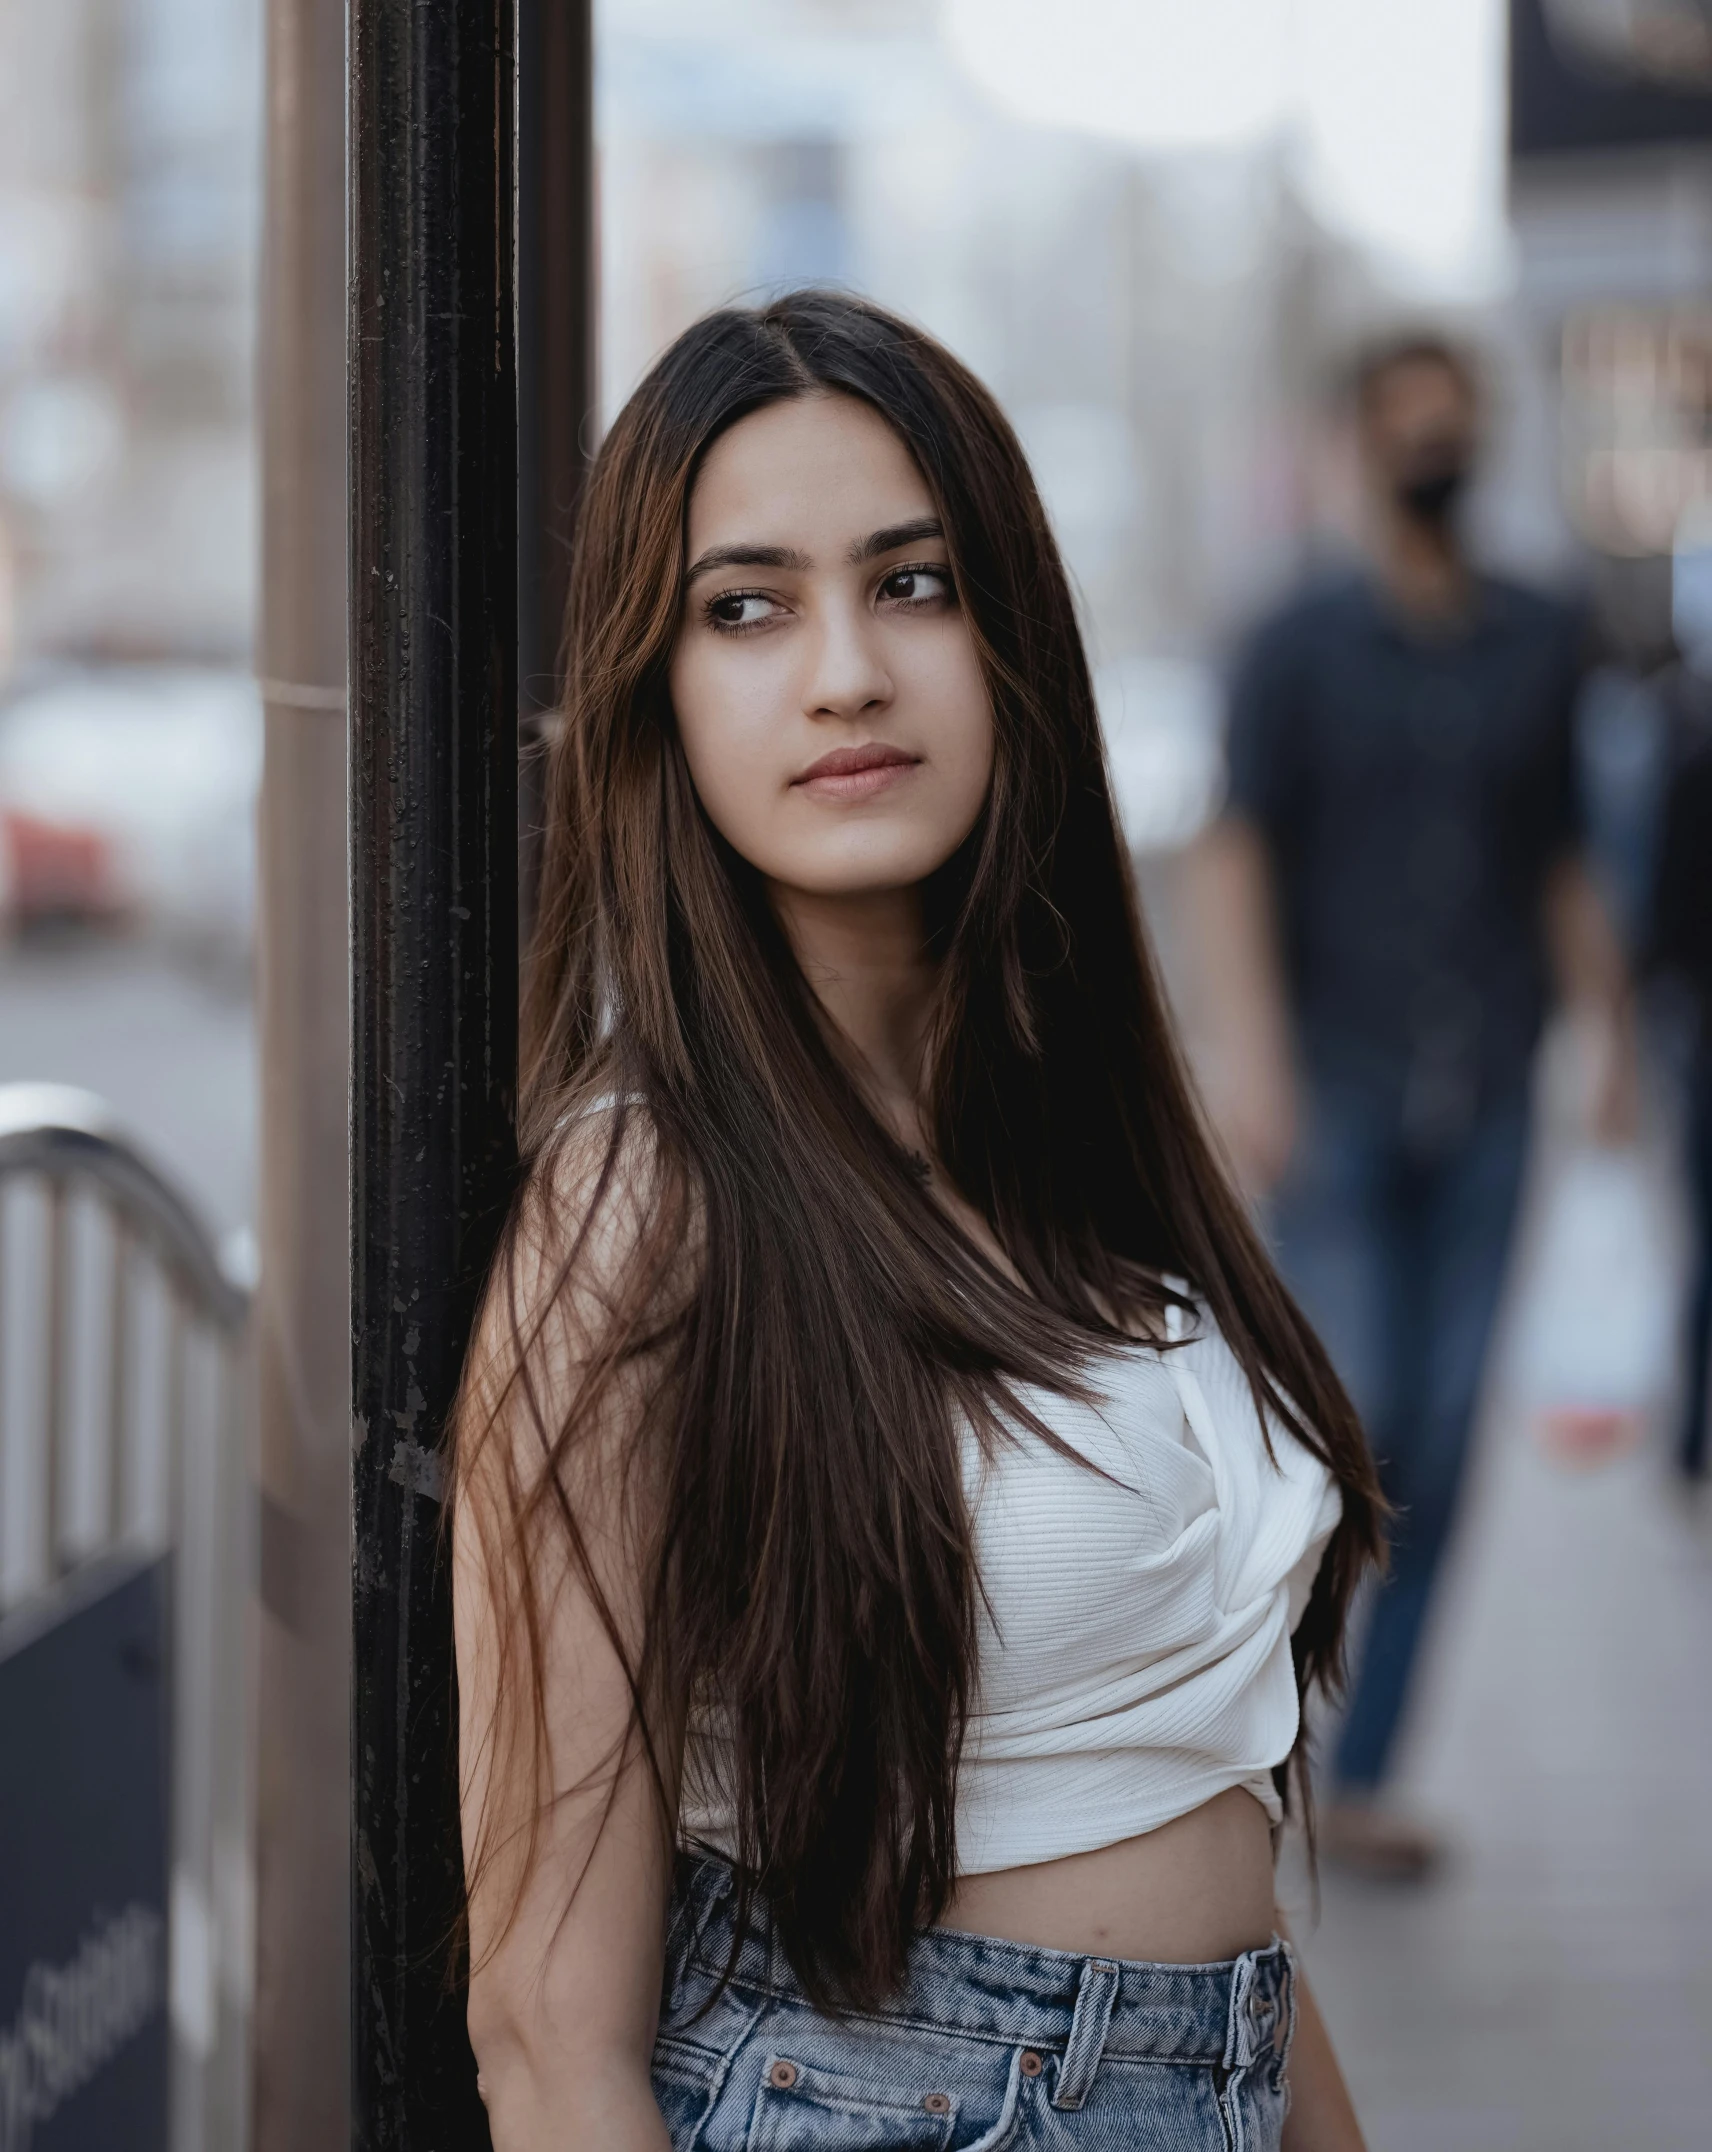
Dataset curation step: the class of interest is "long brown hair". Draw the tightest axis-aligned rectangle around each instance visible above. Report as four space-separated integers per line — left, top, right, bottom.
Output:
456 290 1381 2010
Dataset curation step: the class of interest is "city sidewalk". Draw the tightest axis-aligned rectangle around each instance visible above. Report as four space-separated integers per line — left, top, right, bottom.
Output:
1291 1380 1712 2149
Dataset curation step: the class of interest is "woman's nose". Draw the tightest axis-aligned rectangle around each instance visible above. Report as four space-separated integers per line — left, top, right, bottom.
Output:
803 599 893 721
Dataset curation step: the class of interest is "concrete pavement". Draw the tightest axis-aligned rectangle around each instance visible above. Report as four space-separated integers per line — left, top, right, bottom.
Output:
1290 1355 1712 2149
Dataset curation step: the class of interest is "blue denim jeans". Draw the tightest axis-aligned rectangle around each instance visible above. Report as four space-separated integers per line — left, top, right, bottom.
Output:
1676 1047 1712 1478
652 1855 1297 2150
1272 1085 1530 1790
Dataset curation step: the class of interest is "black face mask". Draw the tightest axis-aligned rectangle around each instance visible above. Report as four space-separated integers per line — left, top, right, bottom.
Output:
1395 461 1469 527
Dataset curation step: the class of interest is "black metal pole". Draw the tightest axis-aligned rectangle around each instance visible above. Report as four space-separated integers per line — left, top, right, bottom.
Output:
516 0 597 940
348 0 517 2144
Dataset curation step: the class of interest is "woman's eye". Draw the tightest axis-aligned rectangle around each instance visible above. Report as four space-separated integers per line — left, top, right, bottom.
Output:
879 565 952 607
706 591 779 631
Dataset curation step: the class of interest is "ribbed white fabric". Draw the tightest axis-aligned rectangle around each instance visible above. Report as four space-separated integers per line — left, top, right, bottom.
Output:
954 1303 1340 1872
678 1300 1340 1875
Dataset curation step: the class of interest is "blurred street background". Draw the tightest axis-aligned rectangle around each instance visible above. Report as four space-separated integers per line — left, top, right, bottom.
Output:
4 3 1712 2147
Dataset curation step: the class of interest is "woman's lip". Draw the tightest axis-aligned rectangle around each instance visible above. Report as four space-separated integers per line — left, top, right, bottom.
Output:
793 743 921 798
798 760 919 801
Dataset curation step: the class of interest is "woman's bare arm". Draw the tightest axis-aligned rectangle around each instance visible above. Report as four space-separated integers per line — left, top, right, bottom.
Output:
1277 1921 1366 2152
453 1134 680 2150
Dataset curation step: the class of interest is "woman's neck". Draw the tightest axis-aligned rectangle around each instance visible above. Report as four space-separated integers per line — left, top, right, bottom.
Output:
769 882 938 1144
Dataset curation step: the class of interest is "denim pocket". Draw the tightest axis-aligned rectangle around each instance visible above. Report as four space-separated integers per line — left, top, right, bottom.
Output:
747 2052 962 2151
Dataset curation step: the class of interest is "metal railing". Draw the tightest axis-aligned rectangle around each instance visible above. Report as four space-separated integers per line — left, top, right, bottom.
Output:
0 1083 253 2152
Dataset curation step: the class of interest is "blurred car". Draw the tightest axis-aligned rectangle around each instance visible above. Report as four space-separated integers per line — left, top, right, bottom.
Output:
0 809 118 921
0 667 260 959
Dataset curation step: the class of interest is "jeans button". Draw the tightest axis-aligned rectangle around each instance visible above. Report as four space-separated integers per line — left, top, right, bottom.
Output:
768 2059 799 2090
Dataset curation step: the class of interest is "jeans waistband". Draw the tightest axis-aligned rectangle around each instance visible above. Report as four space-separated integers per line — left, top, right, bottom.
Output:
667 1852 1295 2083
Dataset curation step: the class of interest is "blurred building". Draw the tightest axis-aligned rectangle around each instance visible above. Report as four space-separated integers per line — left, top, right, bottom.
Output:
599 0 1409 851
0 0 260 675
1509 0 1712 653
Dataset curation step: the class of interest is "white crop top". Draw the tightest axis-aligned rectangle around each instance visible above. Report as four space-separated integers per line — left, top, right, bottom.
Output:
680 1295 1341 1874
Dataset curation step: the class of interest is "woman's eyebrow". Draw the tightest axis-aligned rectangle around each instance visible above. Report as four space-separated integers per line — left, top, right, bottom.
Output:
681 517 944 585
683 540 812 583
851 516 943 563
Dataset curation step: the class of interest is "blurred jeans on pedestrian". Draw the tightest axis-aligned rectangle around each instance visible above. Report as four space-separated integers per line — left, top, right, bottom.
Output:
1678 1051 1712 1479
1272 1087 1530 1791
1647 663 1712 1478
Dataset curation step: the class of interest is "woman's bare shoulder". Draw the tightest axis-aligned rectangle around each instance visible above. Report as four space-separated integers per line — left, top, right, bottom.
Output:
495 1091 698 1368
527 1091 669 1250
458 1093 693 1504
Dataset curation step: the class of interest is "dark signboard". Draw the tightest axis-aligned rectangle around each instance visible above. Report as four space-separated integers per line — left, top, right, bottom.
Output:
1512 0 1712 159
0 1554 171 2152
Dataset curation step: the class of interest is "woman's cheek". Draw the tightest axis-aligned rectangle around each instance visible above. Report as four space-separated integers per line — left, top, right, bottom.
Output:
674 688 787 867
900 623 991 768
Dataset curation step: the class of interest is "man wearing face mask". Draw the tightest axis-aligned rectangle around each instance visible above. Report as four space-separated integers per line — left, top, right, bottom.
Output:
1192 334 1631 1876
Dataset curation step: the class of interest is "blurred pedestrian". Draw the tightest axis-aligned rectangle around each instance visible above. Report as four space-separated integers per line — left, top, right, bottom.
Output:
1647 578 1712 1482
1191 333 1633 1876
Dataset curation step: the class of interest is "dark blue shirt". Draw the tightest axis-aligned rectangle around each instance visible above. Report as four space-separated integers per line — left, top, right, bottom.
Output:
1226 571 1586 1134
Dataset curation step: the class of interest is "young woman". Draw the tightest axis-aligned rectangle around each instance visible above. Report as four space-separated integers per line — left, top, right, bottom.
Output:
453 291 1381 2151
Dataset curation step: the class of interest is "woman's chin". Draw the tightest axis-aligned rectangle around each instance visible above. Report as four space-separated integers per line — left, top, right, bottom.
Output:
766 865 944 909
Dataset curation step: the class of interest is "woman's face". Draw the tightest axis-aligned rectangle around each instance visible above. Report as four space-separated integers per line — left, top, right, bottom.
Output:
670 393 994 903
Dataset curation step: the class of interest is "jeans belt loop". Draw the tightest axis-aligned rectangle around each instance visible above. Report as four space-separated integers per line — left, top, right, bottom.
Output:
1053 1957 1120 2111
1224 1950 1255 2073
1223 1945 1283 2074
